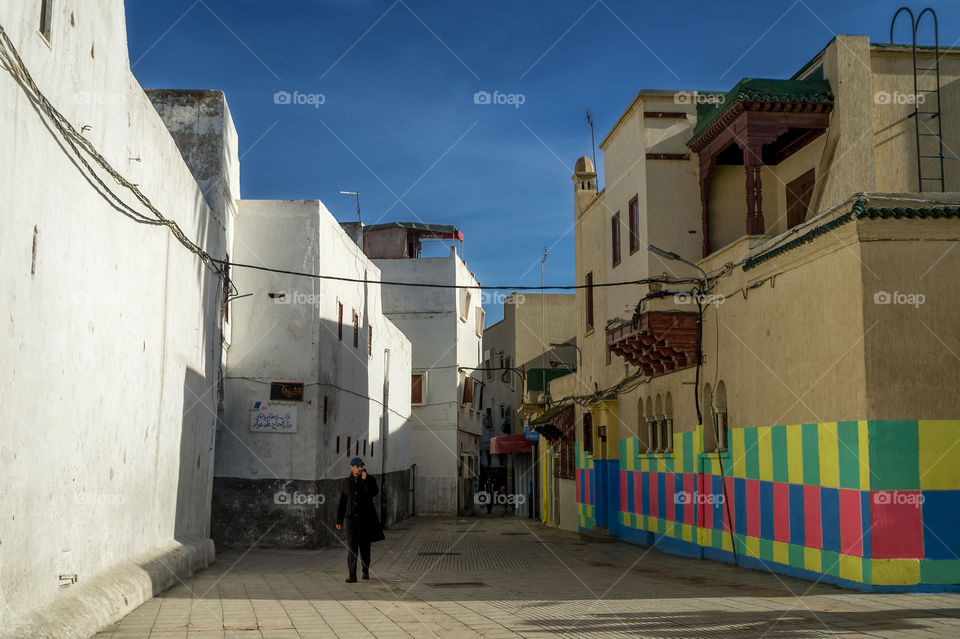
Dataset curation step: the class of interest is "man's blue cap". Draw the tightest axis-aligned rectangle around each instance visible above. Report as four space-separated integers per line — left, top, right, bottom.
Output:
350 457 364 466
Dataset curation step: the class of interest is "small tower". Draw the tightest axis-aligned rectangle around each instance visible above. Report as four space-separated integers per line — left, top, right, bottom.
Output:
572 156 597 218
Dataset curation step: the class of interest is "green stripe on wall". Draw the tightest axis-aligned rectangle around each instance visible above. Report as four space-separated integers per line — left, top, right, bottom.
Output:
772 425 789 483
868 420 920 490
802 423 820 485
684 431 694 474
837 420 860 489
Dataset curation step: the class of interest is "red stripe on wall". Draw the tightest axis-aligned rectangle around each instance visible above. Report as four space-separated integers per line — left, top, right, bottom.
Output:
804 485 823 549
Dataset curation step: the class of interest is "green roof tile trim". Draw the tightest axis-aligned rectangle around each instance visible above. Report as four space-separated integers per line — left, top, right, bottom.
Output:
742 200 960 271
529 402 571 425
689 78 834 142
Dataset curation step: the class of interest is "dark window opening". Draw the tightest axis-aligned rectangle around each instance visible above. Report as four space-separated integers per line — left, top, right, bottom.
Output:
411 374 423 404
582 412 594 455
338 302 343 341
353 311 359 348
628 196 640 254
611 212 621 267
39 0 53 42
786 169 816 229
585 272 594 331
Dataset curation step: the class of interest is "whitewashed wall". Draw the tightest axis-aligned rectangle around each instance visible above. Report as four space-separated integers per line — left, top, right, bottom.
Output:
0 1 234 636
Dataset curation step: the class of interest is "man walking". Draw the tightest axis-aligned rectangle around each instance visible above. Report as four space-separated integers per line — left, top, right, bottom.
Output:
335 457 384 582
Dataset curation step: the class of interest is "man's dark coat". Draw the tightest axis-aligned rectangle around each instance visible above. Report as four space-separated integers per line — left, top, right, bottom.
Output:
336 473 385 543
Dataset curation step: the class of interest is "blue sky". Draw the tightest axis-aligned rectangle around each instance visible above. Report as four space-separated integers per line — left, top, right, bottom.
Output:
125 0 960 324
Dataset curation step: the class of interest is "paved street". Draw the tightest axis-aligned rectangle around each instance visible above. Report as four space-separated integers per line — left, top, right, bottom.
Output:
94 516 960 639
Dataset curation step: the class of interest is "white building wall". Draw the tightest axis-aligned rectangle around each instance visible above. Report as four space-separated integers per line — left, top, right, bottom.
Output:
374 246 482 514
214 200 412 547
0 1 234 636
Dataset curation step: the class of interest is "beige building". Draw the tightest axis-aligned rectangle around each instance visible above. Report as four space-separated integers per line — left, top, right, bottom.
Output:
563 34 960 591
480 294 576 517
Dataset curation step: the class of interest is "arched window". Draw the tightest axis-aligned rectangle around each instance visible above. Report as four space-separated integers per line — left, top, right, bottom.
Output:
637 396 648 451
702 384 716 452
715 381 729 452
662 392 674 453
654 395 663 453
645 395 655 453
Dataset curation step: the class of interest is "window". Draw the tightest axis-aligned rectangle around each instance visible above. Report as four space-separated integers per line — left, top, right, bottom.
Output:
585 272 594 331
484 358 493 381
368 324 373 356
355 440 359 456
611 212 621 267
628 196 640 254
461 290 472 321
337 302 343 341
786 169 816 229
703 383 717 452
336 435 340 453
661 392 674 453
411 373 425 405
715 381 729 452
476 308 485 337
353 311 359 348
462 376 474 405
346 436 351 456
370 441 374 457
582 412 594 455
364 439 367 456
323 396 328 424
39 0 53 42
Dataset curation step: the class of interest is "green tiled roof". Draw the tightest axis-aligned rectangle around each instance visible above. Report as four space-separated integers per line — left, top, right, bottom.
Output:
530 403 571 425
743 200 960 270
690 78 834 142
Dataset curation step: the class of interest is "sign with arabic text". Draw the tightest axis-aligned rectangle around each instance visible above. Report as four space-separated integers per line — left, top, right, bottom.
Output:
250 401 298 433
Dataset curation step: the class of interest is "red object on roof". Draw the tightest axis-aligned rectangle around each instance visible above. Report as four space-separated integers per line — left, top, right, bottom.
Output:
490 433 534 454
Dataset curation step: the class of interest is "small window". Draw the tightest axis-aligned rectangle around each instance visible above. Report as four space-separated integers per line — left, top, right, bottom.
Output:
368 324 373 357
411 373 425 404
484 359 493 381
364 439 367 455
628 196 640 254
585 272 594 331
346 436 351 455
39 0 53 42
338 302 343 341
353 311 359 348
355 440 359 456
461 290 472 321
323 396 328 424
611 212 621 267
336 435 340 453
462 376 474 405
223 252 230 324
370 441 375 457
476 308 485 337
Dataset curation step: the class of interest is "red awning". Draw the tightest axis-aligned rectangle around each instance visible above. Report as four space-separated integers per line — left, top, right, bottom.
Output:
490 433 534 454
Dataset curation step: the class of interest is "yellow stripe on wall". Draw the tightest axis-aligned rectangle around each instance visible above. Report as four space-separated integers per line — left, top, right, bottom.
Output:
818 421 839 488
786 424 804 484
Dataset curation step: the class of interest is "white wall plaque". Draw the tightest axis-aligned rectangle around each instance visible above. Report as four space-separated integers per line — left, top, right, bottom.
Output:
250 400 298 433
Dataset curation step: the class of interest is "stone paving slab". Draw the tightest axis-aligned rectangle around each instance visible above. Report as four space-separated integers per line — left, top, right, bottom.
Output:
92 516 960 638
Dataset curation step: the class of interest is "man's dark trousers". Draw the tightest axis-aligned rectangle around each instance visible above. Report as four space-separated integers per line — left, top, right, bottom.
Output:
347 535 371 578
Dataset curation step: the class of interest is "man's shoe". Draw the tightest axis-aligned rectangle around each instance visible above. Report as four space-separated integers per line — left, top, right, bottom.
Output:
345 576 357 583
362 573 370 580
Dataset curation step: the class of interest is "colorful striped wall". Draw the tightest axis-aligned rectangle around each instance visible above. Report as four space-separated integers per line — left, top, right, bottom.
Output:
576 419 960 591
